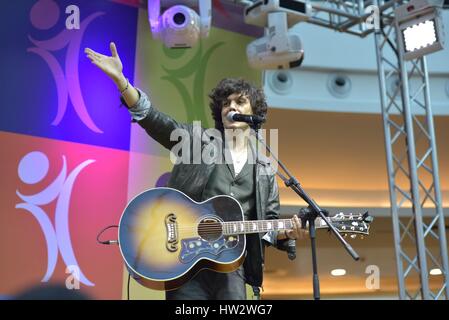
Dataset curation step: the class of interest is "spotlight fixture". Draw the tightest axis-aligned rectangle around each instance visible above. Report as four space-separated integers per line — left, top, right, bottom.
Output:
148 0 211 48
244 0 311 69
395 0 445 60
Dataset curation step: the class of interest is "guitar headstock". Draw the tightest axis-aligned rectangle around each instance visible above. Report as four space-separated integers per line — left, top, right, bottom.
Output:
329 211 374 238
324 211 373 238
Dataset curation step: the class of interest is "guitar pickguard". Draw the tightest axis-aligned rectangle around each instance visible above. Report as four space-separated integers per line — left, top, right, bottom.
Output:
179 236 239 264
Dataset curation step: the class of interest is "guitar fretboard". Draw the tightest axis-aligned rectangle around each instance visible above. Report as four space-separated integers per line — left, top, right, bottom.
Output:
219 214 368 236
222 219 296 235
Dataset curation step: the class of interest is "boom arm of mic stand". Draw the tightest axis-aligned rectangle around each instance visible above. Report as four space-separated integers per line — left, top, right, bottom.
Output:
254 132 359 261
292 185 359 261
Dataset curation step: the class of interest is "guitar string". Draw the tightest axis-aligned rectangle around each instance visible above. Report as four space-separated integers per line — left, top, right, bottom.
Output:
176 223 294 231
177 227 293 232
148 219 361 231
175 225 294 232
176 222 361 230
175 225 365 234
175 226 296 235
174 220 295 230
182 227 294 232
177 227 291 231
172 217 357 231
154 221 365 236
170 219 363 232
176 225 291 230
175 226 299 232
175 229 292 234
174 229 365 236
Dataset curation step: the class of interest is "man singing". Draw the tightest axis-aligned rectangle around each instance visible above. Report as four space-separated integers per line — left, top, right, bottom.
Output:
85 42 304 300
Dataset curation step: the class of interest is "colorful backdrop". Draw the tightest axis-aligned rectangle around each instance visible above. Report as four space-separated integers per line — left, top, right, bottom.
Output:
0 0 261 299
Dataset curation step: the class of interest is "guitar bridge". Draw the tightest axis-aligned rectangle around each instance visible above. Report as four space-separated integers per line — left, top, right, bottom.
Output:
165 213 178 252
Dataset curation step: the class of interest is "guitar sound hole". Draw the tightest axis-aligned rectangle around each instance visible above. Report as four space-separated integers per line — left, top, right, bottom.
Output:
198 218 223 242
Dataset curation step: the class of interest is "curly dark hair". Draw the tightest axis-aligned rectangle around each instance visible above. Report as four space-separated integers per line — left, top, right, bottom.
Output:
208 78 268 131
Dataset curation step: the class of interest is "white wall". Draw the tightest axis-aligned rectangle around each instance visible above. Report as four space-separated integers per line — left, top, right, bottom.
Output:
264 9 449 115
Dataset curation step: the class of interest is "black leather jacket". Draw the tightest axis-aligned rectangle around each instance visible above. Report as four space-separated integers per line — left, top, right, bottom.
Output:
125 90 294 287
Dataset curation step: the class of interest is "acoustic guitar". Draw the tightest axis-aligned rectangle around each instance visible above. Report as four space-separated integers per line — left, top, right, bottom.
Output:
118 187 372 290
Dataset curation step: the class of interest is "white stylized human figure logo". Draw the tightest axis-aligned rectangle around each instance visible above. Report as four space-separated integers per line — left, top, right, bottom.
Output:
16 151 95 286
28 0 104 133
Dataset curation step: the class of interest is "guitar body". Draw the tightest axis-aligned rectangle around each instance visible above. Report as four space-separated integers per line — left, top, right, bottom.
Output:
118 187 246 291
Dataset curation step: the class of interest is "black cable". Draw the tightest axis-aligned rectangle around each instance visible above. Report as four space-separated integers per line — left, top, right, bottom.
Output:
127 273 131 300
96 225 119 245
378 17 399 59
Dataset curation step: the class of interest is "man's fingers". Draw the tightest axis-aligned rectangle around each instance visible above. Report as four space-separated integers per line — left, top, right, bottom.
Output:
293 215 301 229
86 54 104 70
86 54 96 62
289 214 309 240
87 55 98 64
85 49 100 61
86 54 100 63
84 48 97 55
110 42 118 57
90 59 100 67
294 215 308 232
85 48 106 60
296 215 303 229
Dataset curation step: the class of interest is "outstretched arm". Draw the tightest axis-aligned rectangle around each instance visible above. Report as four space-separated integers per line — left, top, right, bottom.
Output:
84 42 139 108
84 42 190 150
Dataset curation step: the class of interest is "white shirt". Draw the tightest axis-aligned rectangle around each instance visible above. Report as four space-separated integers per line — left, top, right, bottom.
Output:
229 147 248 176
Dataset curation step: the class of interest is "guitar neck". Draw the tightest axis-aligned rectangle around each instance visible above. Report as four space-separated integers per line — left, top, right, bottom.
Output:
222 217 328 236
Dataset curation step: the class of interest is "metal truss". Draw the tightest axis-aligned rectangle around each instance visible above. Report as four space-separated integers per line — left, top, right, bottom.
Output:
243 0 449 300
305 0 449 300
372 0 449 300
308 0 378 36
298 0 449 301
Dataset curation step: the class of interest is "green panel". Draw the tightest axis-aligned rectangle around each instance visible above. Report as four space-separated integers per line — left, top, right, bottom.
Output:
134 9 262 129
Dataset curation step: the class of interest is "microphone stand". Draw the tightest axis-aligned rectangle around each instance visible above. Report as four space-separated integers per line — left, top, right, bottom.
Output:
250 122 360 300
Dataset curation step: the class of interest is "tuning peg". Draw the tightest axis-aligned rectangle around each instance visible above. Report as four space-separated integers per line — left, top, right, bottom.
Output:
350 234 357 239
343 233 348 238
363 211 373 222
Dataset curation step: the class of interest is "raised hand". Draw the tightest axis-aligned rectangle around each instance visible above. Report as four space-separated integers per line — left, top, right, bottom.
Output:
85 42 123 84
85 42 139 108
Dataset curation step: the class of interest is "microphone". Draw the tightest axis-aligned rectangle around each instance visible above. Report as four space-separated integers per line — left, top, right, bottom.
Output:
226 111 265 125
287 239 296 260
